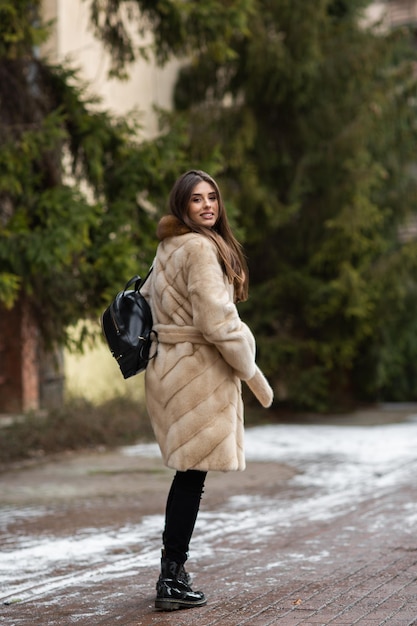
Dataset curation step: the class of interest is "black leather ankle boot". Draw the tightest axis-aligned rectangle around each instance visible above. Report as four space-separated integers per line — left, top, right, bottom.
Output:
158 549 192 584
155 557 206 611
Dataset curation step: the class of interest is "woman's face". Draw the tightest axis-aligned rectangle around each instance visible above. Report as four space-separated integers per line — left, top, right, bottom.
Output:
187 180 219 228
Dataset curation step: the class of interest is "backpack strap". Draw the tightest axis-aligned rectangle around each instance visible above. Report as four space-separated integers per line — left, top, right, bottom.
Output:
123 264 154 294
137 264 154 291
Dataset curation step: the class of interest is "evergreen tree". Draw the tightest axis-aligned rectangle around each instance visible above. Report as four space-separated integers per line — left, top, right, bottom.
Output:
169 0 417 409
88 0 253 76
0 0 199 349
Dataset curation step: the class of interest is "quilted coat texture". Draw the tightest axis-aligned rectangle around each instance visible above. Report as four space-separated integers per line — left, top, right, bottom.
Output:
143 216 273 472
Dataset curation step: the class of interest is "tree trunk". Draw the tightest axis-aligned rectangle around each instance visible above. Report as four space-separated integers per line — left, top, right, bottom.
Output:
0 298 64 413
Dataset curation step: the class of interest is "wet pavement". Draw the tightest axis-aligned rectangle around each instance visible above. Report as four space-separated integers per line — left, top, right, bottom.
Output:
1 406 417 625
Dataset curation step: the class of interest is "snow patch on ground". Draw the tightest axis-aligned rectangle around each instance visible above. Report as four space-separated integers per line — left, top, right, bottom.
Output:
2 418 417 603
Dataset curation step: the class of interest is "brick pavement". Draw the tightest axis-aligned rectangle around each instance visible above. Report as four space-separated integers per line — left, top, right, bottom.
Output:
2 450 417 626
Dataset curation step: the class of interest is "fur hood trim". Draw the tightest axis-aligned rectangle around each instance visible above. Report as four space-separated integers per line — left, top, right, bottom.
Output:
157 215 191 241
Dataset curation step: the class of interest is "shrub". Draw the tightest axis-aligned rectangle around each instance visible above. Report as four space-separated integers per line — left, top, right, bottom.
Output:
0 397 154 467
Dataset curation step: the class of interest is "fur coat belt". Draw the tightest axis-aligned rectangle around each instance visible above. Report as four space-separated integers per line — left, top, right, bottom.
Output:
155 322 273 409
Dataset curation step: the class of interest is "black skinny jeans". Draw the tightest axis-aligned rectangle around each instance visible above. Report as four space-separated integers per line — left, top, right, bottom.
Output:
163 469 207 565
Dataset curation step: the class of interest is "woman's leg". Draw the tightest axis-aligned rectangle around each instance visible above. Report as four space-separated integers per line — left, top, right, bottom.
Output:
163 469 207 564
155 469 207 610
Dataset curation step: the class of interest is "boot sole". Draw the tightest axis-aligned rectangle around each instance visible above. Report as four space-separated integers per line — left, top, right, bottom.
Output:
155 598 207 611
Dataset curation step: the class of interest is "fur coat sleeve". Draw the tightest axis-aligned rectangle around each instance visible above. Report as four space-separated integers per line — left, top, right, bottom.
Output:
185 236 257 380
185 237 273 407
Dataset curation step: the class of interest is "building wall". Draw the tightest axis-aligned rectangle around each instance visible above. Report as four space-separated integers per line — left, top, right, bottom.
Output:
386 0 417 26
366 0 417 27
42 0 180 138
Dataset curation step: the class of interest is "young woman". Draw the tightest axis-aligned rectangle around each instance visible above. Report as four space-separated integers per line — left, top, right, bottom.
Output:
142 170 273 611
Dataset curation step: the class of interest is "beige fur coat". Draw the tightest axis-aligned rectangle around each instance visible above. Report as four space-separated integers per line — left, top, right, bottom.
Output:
143 216 273 472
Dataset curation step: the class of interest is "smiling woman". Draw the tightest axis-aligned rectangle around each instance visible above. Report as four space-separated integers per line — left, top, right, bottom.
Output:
140 169 273 611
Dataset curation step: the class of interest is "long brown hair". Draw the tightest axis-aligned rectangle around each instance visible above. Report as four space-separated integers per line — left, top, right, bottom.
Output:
168 170 249 302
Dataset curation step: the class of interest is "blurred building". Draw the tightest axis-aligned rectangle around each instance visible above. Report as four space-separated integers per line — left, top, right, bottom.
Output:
366 0 417 27
42 0 180 136
384 0 417 25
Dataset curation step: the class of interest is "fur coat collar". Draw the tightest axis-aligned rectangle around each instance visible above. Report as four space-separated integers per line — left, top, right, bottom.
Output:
157 215 191 241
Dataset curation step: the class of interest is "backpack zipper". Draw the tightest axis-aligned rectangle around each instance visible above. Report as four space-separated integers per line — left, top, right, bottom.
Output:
110 307 121 335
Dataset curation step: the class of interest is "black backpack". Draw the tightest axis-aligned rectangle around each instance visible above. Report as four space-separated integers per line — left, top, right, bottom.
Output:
101 269 157 379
